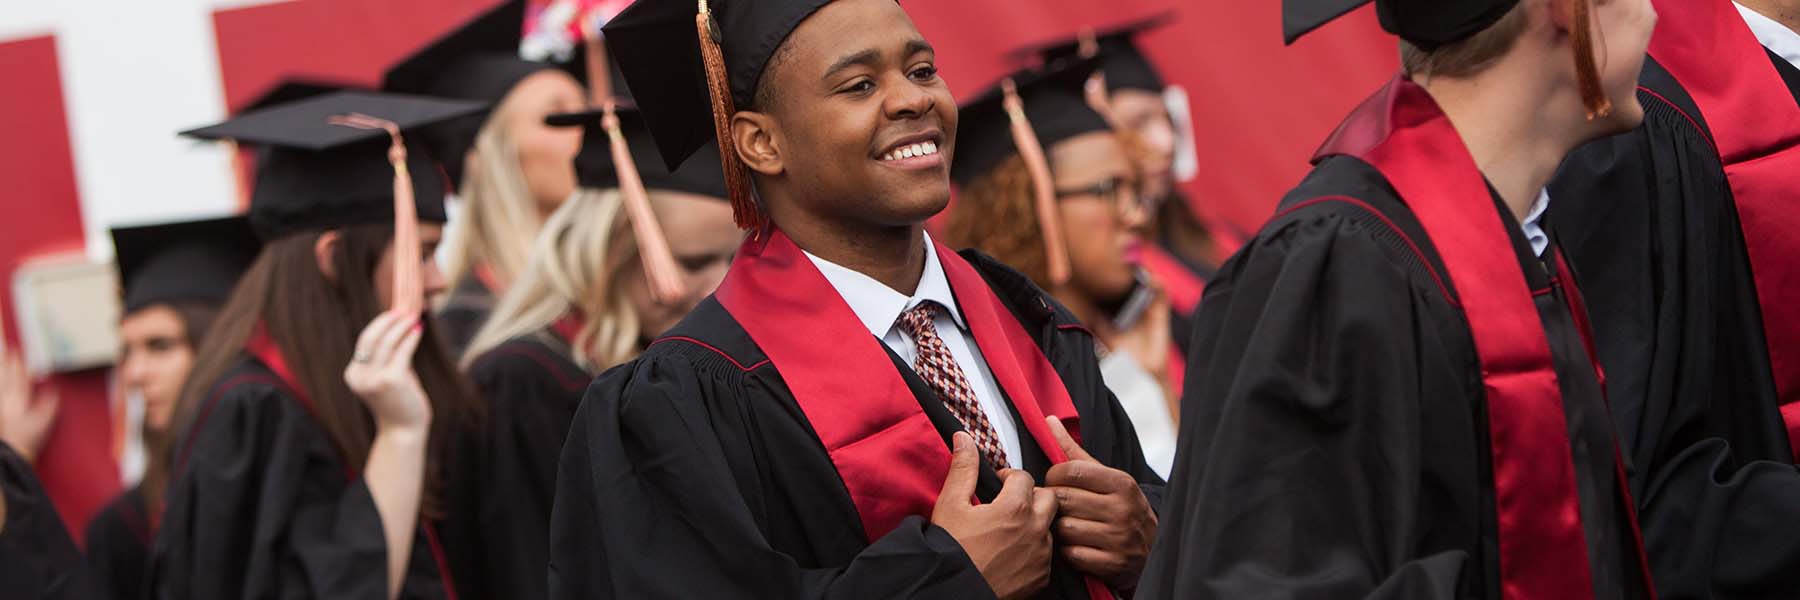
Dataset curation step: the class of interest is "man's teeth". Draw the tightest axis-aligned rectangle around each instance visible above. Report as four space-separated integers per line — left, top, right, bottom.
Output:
881 141 939 162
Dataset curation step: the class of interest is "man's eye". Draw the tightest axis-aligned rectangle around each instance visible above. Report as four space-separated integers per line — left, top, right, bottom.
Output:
909 65 938 81
844 80 875 94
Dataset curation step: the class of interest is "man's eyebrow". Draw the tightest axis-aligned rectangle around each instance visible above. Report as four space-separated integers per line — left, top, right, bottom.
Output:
822 48 881 82
903 39 934 58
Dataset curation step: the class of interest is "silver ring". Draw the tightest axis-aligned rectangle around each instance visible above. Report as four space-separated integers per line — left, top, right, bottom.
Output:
353 353 373 364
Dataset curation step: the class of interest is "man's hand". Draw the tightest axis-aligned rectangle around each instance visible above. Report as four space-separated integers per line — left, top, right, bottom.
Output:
1045 416 1156 591
931 432 1058 600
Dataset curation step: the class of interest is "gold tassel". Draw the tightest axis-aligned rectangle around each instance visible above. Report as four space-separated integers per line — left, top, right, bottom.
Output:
1003 79 1072 286
603 102 689 304
1571 0 1612 120
697 0 763 231
328 113 423 316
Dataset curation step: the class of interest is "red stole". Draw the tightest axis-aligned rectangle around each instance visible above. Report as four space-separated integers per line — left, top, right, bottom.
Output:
713 228 1110 599
1314 76 1646 599
243 327 460 600
1648 0 1800 460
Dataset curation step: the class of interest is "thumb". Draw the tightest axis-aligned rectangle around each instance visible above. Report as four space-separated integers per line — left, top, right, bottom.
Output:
937 432 979 505
1046 416 1095 463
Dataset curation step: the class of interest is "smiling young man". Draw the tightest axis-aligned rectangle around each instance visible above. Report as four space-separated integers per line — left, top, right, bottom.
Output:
548 0 1162 598
1140 0 1659 598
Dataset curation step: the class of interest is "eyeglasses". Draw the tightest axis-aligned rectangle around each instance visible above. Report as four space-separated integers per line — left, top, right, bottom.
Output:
1053 176 1156 218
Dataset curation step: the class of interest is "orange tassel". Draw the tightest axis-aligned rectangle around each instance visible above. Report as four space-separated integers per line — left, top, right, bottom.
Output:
1003 79 1072 286
328 113 424 316
696 0 763 231
603 102 689 304
1570 0 1612 120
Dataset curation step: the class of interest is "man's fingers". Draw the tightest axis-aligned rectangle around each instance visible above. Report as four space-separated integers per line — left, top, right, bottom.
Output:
1053 516 1122 548
1045 459 1132 494
1059 544 1130 578
993 468 1036 509
1047 485 1119 521
1031 487 1058 530
937 432 979 505
1045 416 1095 463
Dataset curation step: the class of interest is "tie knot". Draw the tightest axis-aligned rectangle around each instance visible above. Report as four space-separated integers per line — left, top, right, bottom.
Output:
897 302 941 338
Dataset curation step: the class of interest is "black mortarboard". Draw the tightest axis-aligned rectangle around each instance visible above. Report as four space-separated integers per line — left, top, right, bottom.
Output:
110 216 260 314
601 0 834 171
383 0 569 189
1019 12 1173 93
180 90 486 240
952 58 1111 186
237 79 351 114
545 107 729 199
1283 0 1519 49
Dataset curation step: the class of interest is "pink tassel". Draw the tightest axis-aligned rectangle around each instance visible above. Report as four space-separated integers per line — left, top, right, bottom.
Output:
1002 79 1071 286
603 102 688 304
328 113 423 316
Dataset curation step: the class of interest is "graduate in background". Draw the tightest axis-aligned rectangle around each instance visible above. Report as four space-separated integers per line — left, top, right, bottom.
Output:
85 217 258 600
149 90 485 600
1547 0 1800 595
453 105 735 600
941 58 1178 479
551 0 1163 597
383 0 587 357
1 439 100 600
1141 0 1658 597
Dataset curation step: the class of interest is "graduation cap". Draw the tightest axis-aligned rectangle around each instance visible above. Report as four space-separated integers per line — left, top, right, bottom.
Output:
1283 0 1611 116
110 216 260 315
1016 12 1174 94
180 90 486 313
383 0 571 190
603 0 837 231
951 58 1111 287
237 79 352 114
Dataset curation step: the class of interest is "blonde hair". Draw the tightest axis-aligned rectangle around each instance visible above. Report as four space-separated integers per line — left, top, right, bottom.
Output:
442 118 545 287
462 188 642 373
1399 3 1531 79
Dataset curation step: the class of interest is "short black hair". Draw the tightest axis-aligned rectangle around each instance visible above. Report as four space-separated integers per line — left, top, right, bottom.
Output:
749 38 797 111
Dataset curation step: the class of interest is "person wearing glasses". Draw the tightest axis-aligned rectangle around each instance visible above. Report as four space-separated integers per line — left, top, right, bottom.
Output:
942 58 1177 478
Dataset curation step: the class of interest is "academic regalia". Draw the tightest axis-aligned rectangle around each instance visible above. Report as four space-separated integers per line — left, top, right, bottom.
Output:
549 2 1164 598
0 441 101 600
89 216 259 600
1141 2 1653 597
449 106 728 600
149 90 483 600
1547 1 1800 596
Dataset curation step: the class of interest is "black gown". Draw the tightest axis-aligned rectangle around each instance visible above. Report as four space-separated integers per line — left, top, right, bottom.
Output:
148 357 460 599
548 250 1164 599
0 441 100 599
451 330 590 600
1138 156 1645 599
84 487 150 600
437 274 496 361
1548 51 1800 598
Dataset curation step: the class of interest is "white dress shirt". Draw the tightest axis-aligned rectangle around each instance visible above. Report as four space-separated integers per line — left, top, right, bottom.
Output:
1739 2 1800 70
1522 188 1551 258
803 232 1024 468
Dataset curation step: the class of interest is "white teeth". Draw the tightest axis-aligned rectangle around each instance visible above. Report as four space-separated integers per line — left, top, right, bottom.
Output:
881 141 939 161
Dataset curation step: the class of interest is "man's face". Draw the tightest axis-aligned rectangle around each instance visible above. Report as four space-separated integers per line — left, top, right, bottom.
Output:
756 0 958 227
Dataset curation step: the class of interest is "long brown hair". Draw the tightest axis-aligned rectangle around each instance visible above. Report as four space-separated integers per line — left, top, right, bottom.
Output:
139 301 219 517
173 224 479 517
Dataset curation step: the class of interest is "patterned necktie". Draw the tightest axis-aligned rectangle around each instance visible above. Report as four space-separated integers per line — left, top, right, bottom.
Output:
897 302 1010 468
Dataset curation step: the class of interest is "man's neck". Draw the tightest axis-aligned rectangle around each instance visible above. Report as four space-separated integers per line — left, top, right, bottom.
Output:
1743 0 1800 33
780 213 928 296
1418 63 1586 223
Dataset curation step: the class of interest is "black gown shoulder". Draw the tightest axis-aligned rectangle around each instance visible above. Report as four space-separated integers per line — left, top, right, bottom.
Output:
149 357 454 600
549 253 1163 599
0 441 100 600
1549 53 1800 598
84 487 150 600
452 332 591 600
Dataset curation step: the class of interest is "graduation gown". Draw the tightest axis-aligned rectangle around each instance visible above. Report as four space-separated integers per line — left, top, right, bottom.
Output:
1547 3 1800 595
1139 77 1649 600
438 272 498 361
452 329 590 600
548 231 1163 599
0 441 100 600
84 487 151 600
149 354 461 600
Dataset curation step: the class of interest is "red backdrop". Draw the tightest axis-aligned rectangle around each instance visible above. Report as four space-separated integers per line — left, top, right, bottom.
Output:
0 0 1395 540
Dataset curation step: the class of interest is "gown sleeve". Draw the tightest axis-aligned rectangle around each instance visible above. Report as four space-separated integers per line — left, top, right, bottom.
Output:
462 345 585 600
151 380 390 600
548 354 992 600
83 493 147 600
1550 86 1800 599
1137 207 1467 599
0 441 101 600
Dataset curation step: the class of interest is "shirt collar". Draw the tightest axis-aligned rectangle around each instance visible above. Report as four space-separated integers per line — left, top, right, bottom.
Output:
1522 188 1551 257
803 231 967 338
1739 2 1800 70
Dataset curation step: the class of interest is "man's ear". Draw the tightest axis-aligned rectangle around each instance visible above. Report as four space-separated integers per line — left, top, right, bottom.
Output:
733 111 785 177
313 230 341 283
